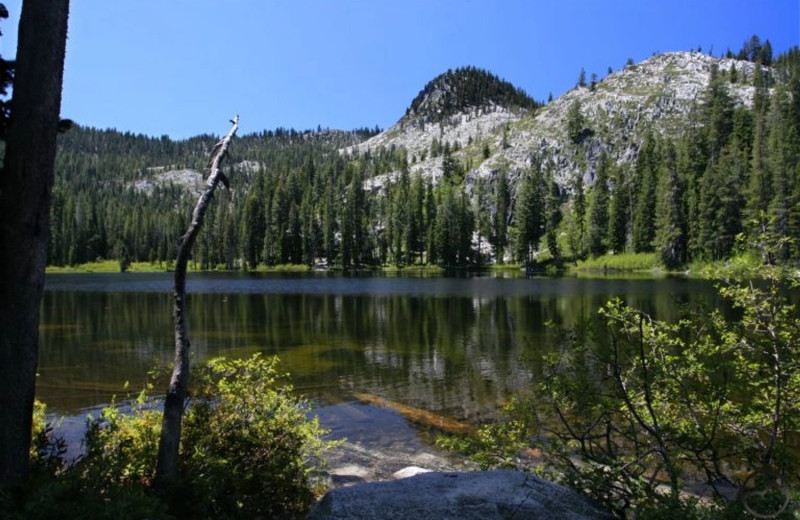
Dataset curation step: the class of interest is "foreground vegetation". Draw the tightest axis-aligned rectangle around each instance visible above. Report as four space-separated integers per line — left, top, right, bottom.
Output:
439 235 800 519
1 355 333 520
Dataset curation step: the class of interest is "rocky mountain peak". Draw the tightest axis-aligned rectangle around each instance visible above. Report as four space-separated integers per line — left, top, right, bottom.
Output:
348 51 771 197
404 66 539 125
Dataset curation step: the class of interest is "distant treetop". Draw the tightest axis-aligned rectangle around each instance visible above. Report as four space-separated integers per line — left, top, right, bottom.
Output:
405 66 539 123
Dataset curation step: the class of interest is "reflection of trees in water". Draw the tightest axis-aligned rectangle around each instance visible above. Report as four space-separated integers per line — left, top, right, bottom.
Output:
39 279 725 417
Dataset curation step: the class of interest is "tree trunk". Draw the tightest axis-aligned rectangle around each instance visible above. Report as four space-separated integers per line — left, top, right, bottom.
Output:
0 0 69 489
155 116 239 488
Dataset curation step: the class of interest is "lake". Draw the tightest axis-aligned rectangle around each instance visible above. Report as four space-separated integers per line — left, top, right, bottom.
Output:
39 271 721 453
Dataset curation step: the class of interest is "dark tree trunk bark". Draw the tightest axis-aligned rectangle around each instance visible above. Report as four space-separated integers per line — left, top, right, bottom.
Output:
0 0 69 489
155 116 239 488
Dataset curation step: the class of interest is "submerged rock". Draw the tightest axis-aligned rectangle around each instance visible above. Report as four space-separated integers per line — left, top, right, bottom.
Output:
307 469 614 520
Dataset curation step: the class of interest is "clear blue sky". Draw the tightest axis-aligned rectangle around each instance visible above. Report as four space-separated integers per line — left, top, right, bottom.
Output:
1 1 798 138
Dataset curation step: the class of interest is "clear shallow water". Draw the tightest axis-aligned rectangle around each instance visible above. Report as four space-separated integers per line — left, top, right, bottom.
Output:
40 272 720 452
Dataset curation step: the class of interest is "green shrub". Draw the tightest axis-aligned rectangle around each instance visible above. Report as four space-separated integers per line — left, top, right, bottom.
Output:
176 354 332 519
440 234 800 519
2 397 167 520
436 397 538 470
574 251 661 272
3 355 332 520
79 389 162 489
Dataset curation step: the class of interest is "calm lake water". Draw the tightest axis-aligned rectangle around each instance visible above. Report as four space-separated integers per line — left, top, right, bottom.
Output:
39 272 722 450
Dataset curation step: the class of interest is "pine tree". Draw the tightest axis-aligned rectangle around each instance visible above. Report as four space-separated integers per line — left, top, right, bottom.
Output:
697 146 744 260
544 167 562 263
746 96 772 235
704 65 735 161
473 177 491 265
567 100 586 144
491 171 510 263
588 153 611 257
407 172 425 264
513 161 545 263
608 163 631 254
577 67 587 88
633 134 658 252
241 188 265 269
322 179 336 266
766 88 798 257
653 142 686 268
567 171 586 260
424 180 437 264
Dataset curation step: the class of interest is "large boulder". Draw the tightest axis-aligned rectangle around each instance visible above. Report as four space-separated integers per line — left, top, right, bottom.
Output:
307 470 614 520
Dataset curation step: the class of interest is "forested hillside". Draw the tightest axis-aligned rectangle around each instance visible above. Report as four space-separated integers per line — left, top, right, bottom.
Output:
47 40 800 270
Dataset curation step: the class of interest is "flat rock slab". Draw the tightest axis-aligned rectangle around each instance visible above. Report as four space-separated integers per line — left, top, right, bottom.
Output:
307 469 615 520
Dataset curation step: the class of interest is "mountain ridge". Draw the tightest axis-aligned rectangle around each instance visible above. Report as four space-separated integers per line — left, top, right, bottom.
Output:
46 41 800 269
348 51 766 194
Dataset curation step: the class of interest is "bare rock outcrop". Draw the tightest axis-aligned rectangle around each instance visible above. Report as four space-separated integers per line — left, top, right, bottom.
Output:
307 470 615 520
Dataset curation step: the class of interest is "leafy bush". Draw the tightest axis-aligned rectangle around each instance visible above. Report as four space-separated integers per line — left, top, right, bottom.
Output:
176 354 332 519
436 397 538 470
79 389 162 489
2 397 167 520
442 234 800 519
2 355 332 520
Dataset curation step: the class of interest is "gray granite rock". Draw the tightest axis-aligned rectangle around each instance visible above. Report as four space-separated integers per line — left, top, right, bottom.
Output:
307 470 615 520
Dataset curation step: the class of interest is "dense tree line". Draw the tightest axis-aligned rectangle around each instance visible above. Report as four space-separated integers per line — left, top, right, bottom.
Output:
47 43 800 271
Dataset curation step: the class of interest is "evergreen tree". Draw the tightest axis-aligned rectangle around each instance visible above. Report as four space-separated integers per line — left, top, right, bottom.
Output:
472 177 490 265
608 164 632 254
746 96 772 235
544 167 562 263
567 100 586 144
697 145 744 260
407 172 425 263
703 65 735 161
632 134 658 252
577 67 587 88
567 171 587 260
321 178 336 266
766 88 798 257
424 179 437 264
512 161 545 263
653 141 686 268
491 170 510 263
240 189 265 269
588 153 611 257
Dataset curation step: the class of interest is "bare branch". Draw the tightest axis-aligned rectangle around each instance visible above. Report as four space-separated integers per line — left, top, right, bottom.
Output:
155 116 239 488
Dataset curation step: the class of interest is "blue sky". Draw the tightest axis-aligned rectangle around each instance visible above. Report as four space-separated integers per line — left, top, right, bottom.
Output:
1 1 798 138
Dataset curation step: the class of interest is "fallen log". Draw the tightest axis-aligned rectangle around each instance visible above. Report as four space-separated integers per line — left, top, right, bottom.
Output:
352 392 474 435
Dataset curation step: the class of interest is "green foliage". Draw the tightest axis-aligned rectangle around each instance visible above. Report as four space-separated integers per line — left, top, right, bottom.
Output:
2 355 333 520
178 354 332 519
436 397 538 470
573 252 660 272
2 396 168 520
566 99 588 143
566 171 587 260
491 170 510 263
80 390 161 489
653 141 686 268
513 162 545 263
588 153 611 256
633 132 659 253
552 236 800 517
441 233 800 518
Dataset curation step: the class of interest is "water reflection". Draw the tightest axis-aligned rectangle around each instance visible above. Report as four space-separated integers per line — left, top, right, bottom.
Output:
40 273 721 424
